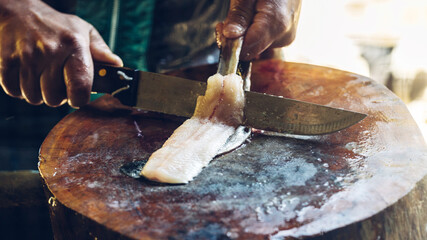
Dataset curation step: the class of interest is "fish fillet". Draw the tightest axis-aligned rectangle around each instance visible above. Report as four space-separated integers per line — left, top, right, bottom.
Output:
141 73 244 183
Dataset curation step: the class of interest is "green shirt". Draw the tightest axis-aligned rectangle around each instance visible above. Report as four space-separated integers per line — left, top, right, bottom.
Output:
76 0 156 71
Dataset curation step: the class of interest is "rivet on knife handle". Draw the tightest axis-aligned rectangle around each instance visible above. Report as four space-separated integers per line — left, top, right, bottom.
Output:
92 62 139 106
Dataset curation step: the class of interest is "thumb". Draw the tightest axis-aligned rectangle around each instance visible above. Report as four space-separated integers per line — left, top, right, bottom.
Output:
89 28 123 66
223 0 257 38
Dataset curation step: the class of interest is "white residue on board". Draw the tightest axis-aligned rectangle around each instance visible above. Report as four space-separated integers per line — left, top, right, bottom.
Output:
243 196 301 234
255 196 300 222
335 176 343 182
106 199 141 211
107 200 129 209
345 142 358 151
87 181 102 188
91 133 99 142
257 158 317 187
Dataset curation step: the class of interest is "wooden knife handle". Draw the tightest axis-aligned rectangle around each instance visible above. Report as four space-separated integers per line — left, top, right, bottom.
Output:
92 63 139 106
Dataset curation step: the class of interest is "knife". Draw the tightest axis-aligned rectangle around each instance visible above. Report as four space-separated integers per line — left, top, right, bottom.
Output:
91 63 366 135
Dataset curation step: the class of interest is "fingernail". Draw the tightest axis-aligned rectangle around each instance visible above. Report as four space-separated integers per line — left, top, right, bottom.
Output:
223 23 245 38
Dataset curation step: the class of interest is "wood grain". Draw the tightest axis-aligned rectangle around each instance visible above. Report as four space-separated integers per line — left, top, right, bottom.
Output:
39 60 427 239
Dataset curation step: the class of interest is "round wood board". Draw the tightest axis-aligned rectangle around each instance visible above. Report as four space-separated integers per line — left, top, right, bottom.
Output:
39 60 427 239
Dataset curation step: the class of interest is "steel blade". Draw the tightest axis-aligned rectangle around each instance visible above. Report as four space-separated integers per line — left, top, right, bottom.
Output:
244 91 366 135
135 71 366 135
136 71 206 118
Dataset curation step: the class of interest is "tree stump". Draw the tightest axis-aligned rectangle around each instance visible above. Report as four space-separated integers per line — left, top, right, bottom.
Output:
39 60 427 239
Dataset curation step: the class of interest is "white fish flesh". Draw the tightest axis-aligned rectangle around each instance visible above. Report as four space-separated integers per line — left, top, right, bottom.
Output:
140 73 245 183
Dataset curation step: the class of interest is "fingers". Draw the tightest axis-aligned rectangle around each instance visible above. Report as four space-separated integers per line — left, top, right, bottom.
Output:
62 25 122 108
63 37 93 108
19 64 43 105
89 27 123 66
223 0 257 38
40 63 67 107
0 56 21 98
0 6 112 108
37 40 68 107
222 0 301 61
16 44 44 104
240 12 275 61
240 0 287 61
2 29 108 108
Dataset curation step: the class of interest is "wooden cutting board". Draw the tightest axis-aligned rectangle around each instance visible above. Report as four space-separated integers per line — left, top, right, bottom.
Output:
39 60 427 240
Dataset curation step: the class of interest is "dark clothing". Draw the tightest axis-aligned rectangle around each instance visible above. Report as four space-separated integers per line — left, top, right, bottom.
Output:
148 0 228 72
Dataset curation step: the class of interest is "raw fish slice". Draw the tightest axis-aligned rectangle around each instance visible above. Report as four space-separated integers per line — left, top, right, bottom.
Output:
141 73 244 183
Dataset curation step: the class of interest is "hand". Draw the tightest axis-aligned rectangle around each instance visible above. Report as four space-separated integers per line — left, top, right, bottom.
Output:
0 0 122 107
218 0 301 61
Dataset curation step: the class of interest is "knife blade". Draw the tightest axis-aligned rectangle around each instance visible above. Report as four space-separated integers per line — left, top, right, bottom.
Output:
92 63 366 135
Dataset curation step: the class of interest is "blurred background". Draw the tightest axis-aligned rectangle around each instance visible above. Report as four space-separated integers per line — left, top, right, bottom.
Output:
283 0 427 141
